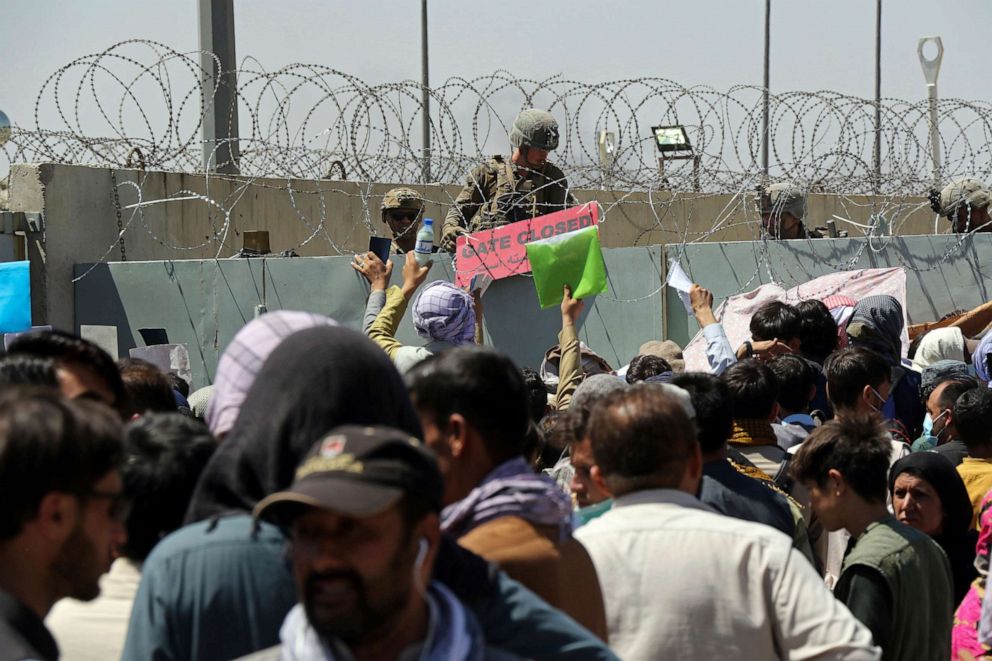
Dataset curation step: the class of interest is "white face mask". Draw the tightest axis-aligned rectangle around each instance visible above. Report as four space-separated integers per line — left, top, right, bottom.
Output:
868 386 887 413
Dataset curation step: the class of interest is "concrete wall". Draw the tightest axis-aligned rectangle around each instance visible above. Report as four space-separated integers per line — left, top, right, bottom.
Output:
74 248 664 389
663 233 992 346
10 162 940 331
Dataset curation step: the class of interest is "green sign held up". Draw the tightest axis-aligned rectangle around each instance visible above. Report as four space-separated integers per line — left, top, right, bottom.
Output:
525 225 607 309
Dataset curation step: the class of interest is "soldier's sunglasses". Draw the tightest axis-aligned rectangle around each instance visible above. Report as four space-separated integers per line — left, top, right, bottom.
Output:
387 210 419 222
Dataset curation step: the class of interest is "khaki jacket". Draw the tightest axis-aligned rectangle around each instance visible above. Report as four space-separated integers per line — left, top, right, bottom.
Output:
458 515 609 643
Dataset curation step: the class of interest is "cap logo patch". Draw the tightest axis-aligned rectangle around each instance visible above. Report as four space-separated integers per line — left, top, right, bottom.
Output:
320 436 346 458
297 454 364 479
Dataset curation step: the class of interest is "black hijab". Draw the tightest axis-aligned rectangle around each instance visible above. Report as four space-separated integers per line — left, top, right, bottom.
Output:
185 325 423 523
889 452 977 604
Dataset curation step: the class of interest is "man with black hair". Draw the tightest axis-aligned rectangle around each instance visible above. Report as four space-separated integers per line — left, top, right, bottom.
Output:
117 358 179 420
0 389 127 661
624 354 672 384
0 353 58 389
47 412 216 661
575 385 878 659
953 388 992 527
7 330 126 416
252 426 518 660
767 354 817 448
926 377 979 463
791 414 952 661
824 347 912 458
721 360 793 485
795 300 839 365
689 285 794 376
749 300 802 352
674 373 795 536
407 345 607 639
794 299 837 415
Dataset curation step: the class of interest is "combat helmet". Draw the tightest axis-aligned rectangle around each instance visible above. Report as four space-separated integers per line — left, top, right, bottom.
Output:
759 182 807 220
381 187 424 214
509 109 560 151
934 178 991 218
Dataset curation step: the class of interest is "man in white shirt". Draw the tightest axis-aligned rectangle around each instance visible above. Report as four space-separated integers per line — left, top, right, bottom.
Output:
574 384 880 660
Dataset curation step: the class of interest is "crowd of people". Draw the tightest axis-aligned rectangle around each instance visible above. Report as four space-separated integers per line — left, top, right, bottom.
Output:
1 265 992 661
5 107 992 661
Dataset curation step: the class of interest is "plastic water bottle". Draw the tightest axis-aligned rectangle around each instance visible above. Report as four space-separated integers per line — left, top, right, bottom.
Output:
415 217 434 266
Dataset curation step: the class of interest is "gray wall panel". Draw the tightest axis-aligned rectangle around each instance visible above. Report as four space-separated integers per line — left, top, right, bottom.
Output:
75 247 663 388
664 234 992 347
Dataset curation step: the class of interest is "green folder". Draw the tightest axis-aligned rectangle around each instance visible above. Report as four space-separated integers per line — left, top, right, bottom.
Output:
525 225 607 309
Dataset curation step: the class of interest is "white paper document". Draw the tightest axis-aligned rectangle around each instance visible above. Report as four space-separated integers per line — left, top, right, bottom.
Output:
666 260 695 314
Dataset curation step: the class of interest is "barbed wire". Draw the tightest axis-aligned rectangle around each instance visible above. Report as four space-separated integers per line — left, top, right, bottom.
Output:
4 39 992 301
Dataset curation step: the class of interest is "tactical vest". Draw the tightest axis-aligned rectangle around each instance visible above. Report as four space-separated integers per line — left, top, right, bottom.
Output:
469 155 544 233
836 516 952 661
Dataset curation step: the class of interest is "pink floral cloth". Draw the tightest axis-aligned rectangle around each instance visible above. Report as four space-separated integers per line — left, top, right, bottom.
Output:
683 267 908 371
953 491 992 660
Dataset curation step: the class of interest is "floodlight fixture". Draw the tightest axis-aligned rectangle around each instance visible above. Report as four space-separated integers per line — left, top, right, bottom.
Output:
651 125 692 154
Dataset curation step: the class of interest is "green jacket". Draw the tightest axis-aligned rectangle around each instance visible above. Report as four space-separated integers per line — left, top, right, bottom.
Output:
441 156 575 251
834 514 952 661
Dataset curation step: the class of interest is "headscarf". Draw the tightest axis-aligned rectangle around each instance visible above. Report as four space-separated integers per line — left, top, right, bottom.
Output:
186 326 422 523
205 311 337 437
412 281 476 344
922 360 971 401
889 452 977 604
914 327 967 370
846 295 904 366
972 332 992 384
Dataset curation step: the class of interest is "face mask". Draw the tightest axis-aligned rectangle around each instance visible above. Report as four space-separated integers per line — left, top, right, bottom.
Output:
575 498 613 526
868 387 887 413
922 412 933 436
930 409 950 439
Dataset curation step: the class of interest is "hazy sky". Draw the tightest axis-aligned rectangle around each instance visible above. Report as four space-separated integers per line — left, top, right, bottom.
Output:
2 0 989 164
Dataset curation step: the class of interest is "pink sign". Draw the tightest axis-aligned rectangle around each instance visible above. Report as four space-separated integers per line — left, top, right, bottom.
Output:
454 203 600 287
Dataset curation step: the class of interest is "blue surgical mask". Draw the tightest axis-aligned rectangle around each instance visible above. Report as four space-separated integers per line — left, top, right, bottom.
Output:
922 412 933 436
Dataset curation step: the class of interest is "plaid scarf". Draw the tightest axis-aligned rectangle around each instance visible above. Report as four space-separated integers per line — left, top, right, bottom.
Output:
442 456 574 541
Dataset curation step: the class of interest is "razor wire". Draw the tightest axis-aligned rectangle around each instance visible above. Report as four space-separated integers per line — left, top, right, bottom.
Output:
4 39 992 296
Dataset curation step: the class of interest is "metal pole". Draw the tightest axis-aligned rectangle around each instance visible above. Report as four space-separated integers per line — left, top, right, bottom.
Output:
761 0 770 182
873 0 882 192
918 37 944 187
198 0 240 174
421 0 431 183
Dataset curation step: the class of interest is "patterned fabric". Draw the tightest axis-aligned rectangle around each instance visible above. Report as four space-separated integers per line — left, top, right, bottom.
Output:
411 281 476 344
953 491 992 660
205 311 337 437
442 456 574 542
729 419 778 447
684 268 907 371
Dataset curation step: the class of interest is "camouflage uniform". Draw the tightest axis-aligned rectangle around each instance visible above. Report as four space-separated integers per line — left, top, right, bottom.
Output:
440 156 576 252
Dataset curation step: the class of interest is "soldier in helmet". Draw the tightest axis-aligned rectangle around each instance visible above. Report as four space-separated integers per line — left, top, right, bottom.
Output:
932 178 992 234
440 108 576 252
380 186 427 254
759 182 824 240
